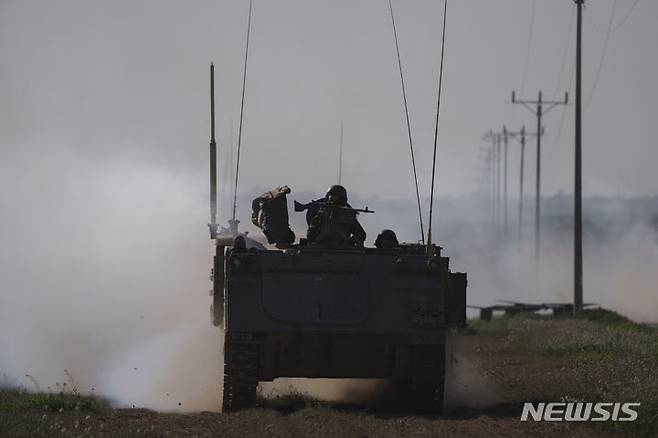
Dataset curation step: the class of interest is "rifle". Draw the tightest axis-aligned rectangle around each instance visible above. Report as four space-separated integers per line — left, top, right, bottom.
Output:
293 200 374 214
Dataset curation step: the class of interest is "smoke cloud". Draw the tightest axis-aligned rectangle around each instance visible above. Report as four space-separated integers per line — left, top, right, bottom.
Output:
1 144 657 414
0 151 222 412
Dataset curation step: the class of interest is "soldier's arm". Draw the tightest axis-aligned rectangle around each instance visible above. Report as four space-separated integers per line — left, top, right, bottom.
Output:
306 209 326 242
350 217 367 246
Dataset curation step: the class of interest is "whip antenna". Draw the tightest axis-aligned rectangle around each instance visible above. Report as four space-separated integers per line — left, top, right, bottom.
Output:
232 0 253 222
208 63 218 239
388 0 425 244
427 0 448 252
338 120 344 185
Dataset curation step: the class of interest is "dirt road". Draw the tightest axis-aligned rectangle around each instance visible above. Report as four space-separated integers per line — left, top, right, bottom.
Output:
1 312 655 437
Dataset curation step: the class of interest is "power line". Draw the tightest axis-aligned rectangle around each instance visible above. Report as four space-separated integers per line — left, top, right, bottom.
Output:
520 0 537 95
586 0 617 108
554 10 575 98
610 0 640 32
552 10 577 147
554 60 576 146
586 0 640 34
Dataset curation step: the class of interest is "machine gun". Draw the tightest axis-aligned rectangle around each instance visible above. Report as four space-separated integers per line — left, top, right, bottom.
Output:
293 200 374 214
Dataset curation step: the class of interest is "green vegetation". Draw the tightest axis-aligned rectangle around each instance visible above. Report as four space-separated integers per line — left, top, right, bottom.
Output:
0 387 112 437
1 309 654 437
0 388 107 413
469 310 658 437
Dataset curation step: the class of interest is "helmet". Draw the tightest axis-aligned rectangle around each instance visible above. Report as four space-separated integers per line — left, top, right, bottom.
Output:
326 185 348 206
374 229 399 248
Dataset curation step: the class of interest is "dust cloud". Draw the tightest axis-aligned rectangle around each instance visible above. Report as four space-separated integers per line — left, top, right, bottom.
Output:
452 213 658 324
444 332 502 411
349 192 658 323
256 332 504 411
0 155 222 412
1 149 657 413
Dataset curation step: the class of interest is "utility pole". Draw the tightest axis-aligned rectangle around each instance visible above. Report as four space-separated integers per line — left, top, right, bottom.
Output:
512 91 568 261
487 146 495 224
503 126 509 236
506 126 542 241
477 147 491 207
483 130 501 227
487 145 495 223
516 127 524 241
477 146 493 219
484 130 510 230
494 132 498 226
496 134 502 227
574 0 584 313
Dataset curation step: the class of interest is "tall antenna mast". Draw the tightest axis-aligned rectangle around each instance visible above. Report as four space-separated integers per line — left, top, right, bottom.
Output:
427 0 448 253
228 119 235 218
208 63 218 239
232 0 253 222
388 0 425 244
338 120 344 184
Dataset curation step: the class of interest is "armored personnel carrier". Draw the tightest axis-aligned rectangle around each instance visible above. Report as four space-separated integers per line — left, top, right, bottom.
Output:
205 0 466 410
209 185 466 413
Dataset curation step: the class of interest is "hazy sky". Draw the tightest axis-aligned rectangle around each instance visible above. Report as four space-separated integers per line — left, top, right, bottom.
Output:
1 0 657 202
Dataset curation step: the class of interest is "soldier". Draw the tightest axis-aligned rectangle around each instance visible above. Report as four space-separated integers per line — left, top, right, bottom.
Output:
304 185 366 248
374 229 399 249
251 186 295 248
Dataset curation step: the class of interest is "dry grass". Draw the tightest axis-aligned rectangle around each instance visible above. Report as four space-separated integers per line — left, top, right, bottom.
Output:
1 310 654 437
467 310 658 437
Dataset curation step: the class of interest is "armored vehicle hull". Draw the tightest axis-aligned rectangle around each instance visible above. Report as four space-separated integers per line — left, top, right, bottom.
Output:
213 243 466 413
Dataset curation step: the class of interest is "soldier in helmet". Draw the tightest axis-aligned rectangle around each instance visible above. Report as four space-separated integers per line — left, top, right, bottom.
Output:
374 229 399 249
305 185 366 248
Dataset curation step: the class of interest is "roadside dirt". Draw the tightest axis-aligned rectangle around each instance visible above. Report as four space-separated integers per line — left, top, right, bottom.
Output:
2 314 655 438
0 395 624 438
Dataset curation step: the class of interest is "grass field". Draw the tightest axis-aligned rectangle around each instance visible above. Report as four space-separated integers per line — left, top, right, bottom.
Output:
465 309 658 437
1 310 656 437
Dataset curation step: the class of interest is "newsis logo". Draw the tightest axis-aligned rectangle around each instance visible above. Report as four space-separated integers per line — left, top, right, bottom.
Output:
521 402 640 422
